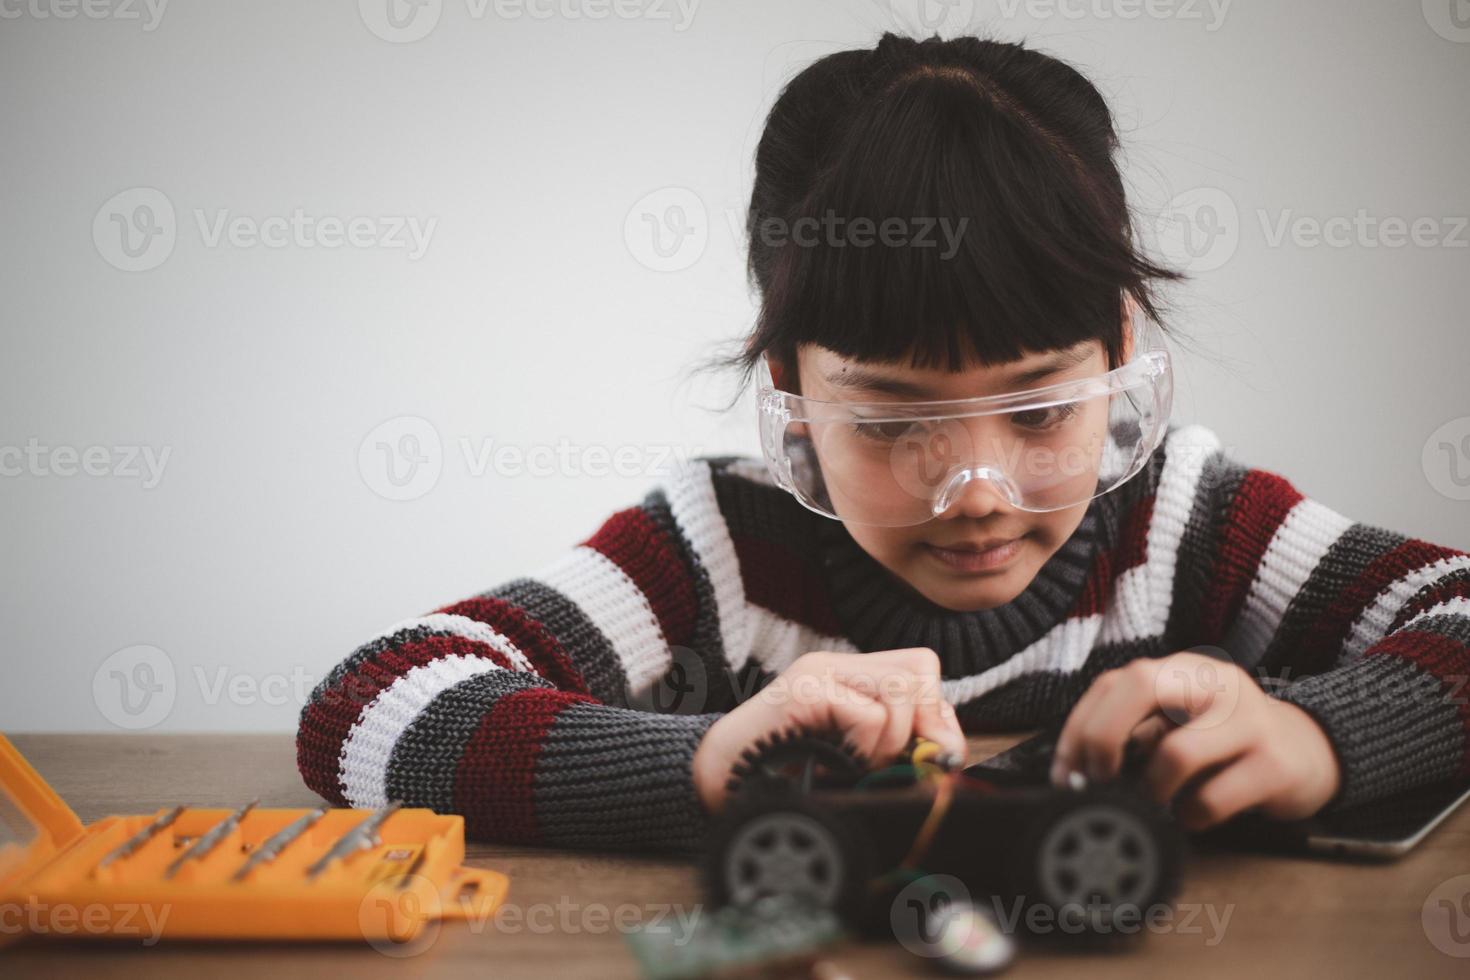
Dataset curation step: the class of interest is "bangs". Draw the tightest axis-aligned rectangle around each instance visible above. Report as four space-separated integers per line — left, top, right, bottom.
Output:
750 65 1142 377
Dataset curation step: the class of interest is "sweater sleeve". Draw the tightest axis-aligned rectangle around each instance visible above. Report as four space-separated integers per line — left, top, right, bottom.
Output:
1164 426 1470 811
295 460 752 854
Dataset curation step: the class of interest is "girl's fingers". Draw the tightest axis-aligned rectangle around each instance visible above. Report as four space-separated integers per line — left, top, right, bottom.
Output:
1171 750 1278 830
1054 663 1162 784
1054 655 1243 786
811 685 890 764
1143 721 1254 807
855 672 919 765
833 648 965 762
899 658 967 762
913 694 968 763
1128 714 1173 755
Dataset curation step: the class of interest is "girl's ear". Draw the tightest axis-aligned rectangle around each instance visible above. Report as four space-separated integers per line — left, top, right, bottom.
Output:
1119 293 1137 364
767 352 797 393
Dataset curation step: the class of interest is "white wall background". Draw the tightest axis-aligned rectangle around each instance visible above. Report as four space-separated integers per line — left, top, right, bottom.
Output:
2 0 1466 732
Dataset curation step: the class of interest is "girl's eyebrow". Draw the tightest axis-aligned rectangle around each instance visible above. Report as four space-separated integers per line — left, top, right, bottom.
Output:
823 343 1097 398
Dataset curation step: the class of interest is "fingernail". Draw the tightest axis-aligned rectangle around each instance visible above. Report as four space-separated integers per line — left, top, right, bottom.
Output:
1066 770 1089 792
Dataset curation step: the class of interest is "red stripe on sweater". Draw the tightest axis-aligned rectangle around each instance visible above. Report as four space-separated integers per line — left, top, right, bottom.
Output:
1115 492 1156 575
581 507 699 648
731 533 844 636
452 687 593 842
1072 493 1153 619
436 596 589 695
1075 543 1116 619
1301 539 1466 671
297 634 517 803
1196 469 1303 645
1363 629 1470 774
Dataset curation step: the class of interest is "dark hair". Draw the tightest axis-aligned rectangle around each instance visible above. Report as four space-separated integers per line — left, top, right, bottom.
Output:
692 30 1196 409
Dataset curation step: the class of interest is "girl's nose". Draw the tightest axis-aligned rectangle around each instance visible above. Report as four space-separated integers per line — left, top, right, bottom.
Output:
931 465 1021 520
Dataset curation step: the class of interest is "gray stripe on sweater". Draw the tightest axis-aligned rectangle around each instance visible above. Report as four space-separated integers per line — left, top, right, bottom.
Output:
1274 650 1467 809
1166 448 1248 651
383 668 550 813
485 577 630 707
533 701 722 853
1257 521 1407 676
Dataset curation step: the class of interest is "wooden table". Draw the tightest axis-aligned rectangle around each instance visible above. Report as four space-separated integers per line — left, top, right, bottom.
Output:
5 733 1468 978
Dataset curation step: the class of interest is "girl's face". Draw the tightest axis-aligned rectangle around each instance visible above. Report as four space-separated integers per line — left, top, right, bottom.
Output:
773 324 1132 614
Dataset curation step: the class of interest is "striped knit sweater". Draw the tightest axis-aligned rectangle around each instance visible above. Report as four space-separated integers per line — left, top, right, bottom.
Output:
296 421 1470 854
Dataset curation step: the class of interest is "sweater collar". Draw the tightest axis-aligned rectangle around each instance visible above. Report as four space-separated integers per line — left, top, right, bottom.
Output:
813 497 1107 676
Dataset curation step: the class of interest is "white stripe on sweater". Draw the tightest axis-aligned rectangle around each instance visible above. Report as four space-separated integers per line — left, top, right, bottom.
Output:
1223 498 1354 666
535 545 671 695
1144 424 1222 638
1399 596 1470 632
1339 554 1470 663
747 604 859 675
338 653 503 808
943 613 1105 705
666 460 753 673
368 612 536 673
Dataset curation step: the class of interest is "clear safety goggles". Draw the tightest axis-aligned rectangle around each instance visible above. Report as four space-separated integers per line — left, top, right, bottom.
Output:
755 312 1174 527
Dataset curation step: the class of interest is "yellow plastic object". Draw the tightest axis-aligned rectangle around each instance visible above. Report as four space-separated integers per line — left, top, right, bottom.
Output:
0 734 508 945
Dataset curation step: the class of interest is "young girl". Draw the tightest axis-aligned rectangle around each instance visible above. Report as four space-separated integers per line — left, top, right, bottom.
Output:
297 32 1469 854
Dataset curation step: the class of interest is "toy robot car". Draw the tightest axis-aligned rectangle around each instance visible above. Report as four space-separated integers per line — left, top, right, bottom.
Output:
700 727 1184 943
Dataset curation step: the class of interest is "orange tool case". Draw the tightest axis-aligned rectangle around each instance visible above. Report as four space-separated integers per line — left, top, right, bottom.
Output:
0 734 508 945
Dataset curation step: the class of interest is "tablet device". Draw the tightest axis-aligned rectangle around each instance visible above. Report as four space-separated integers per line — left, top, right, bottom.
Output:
1201 778 1470 860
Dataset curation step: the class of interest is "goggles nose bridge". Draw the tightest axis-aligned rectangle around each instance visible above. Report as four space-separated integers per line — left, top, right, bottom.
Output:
929 462 1023 517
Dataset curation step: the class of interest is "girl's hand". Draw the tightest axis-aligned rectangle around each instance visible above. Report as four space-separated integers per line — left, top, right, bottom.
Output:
1051 652 1342 830
691 647 967 815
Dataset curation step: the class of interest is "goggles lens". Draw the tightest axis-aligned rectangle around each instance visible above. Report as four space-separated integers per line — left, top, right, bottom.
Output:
758 348 1172 527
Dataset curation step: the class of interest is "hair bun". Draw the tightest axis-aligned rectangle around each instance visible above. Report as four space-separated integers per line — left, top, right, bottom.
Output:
874 31 917 61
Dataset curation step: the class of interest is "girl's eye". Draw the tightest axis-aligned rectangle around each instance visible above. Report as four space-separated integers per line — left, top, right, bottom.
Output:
851 419 918 442
1010 402 1080 431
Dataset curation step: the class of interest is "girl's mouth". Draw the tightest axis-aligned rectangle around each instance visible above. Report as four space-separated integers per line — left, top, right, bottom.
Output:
922 536 1025 573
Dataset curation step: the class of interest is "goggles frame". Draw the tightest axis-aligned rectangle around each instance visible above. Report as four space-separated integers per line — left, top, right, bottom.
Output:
754 309 1175 524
